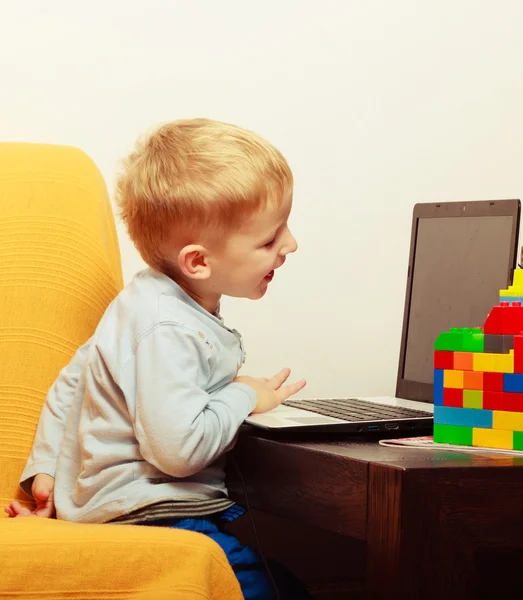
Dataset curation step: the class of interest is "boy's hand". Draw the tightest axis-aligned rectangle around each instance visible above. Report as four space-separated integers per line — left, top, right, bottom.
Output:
235 368 306 414
4 473 55 518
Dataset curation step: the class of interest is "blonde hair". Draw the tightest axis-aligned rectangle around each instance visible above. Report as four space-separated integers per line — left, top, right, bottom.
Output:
116 118 293 270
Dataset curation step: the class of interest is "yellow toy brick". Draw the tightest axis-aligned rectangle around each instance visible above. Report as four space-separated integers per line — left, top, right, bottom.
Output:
444 369 464 389
493 410 523 432
473 352 494 372
500 270 523 296
492 350 514 374
473 427 513 450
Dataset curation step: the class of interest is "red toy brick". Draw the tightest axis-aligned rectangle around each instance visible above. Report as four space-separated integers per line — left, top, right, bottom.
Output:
484 303 523 335
483 391 505 410
483 372 504 392
514 335 523 374
502 391 523 412
434 351 454 370
484 305 506 334
443 388 463 407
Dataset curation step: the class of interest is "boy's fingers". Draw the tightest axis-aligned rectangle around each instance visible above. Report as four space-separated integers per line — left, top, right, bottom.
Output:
7 501 33 517
8 500 23 513
33 486 50 502
277 379 307 401
267 368 291 390
34 505 55 518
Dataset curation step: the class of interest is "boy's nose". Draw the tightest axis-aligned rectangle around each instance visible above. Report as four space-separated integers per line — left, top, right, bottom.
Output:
283 231 298 255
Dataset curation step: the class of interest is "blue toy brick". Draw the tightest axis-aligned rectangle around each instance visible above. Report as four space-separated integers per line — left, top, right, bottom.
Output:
500 296 523 305
504 373 523 393
434 406 493 429
433 369 444 405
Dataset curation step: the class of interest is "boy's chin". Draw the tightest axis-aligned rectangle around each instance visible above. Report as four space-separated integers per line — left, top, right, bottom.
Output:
247 285 268 300
224 282 268 300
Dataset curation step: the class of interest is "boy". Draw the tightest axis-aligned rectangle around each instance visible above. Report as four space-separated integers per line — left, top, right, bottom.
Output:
5 119 308 599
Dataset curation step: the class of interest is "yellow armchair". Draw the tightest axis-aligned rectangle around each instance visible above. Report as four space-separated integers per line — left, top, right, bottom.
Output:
0 143 242 600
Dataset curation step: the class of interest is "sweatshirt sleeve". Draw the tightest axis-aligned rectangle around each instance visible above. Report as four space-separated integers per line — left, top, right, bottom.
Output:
19 338 91 497
120 323 257 479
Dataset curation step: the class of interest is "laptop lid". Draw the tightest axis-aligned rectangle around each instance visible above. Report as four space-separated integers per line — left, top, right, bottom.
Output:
395 199 521 404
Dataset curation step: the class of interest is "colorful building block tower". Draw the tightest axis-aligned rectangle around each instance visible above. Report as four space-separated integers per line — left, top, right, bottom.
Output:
434 270 523 450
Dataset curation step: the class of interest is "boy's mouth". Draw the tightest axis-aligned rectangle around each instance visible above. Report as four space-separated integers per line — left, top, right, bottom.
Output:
264 270 275 282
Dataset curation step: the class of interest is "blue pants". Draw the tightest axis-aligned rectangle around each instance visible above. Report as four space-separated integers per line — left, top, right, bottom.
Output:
142 516 313 600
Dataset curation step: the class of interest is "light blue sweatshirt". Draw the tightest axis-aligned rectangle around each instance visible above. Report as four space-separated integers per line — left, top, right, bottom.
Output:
20 268 257 523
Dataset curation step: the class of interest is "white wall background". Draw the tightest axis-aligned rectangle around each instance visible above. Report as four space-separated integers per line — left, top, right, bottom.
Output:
2 0 523 398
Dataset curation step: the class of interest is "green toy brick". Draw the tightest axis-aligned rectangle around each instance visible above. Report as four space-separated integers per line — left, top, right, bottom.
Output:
434 327 484 352
435 328 464 351
461 328 484 353
433 423 473 446
513 431 523 450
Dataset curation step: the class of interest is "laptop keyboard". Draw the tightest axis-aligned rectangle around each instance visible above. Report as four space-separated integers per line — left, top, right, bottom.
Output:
283 398 432 422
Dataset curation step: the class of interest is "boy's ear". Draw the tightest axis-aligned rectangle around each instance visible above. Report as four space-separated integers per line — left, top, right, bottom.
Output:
177 245 211 280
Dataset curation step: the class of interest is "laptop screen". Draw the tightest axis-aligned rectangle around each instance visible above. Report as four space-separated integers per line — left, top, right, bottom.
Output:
397 200 520 403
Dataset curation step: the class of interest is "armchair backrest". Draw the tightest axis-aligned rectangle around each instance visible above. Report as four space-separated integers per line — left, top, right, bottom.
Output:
0 143 123 509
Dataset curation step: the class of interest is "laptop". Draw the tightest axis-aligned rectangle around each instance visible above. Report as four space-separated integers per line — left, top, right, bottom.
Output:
245 199 521 434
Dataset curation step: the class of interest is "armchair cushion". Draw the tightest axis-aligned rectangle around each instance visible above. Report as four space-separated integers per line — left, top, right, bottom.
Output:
0 517 242 599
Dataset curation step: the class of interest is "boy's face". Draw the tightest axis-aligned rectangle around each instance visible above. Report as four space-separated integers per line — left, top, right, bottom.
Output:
208 194 297 300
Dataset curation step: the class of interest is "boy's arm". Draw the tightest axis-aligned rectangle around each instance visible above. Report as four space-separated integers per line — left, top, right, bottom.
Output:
122 324 258 479
19 338 91 497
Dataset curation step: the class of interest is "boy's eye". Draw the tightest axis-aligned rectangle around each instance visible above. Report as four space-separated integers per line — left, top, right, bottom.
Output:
264 238 277 248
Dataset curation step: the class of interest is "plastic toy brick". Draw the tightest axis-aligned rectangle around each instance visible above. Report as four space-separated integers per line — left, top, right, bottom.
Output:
484 334 504 353
503 335 516 353
500 271 523 296
453 352 473 371
483 372 504 391
503 373 523 393
434 329 464 351
502 303 523 334
433 369 444 405
492 351 514 374
473 427 513 450
484 303 523 335
484 306 504 334
461 328 484 352
443 387 463 407
463 371 483 390
483 391 505 410
500 296 523 305
484 334 515 353
434 351 454 370
493 410 523 432
473 353 494 373
434 328 483 352
513 431 523 450
463 390 482 409
473 351 514 373
501 392 523 412
433 423 473 446
434 405 492 428
444 369 464 389
514 335 523 374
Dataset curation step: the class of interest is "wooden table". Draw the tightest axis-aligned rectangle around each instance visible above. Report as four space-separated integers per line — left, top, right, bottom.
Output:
228 428 523 599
